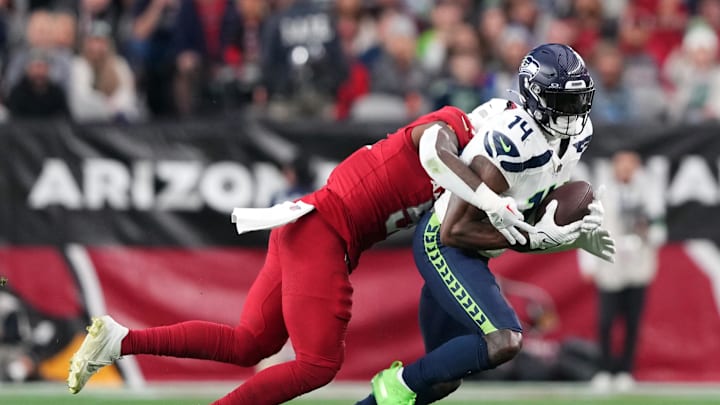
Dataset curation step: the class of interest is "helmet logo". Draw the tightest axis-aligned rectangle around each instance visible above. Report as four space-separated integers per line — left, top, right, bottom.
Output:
519 56 540 78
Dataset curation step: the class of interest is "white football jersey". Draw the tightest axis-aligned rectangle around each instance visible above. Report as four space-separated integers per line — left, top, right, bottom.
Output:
434 98 594 255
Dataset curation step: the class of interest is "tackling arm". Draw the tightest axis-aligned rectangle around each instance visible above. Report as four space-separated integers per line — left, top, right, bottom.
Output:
413 122 483 204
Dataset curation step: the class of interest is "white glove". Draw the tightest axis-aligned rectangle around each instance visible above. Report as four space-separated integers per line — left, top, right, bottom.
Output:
472 184 536 245
529 200 583 250
575 226 616 262
581 184 605 232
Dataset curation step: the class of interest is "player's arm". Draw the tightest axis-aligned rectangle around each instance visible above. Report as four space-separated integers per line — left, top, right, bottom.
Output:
412 122 534 245
439 155 512 250
411 122 482 198
440 192 585 253
439 156 586 253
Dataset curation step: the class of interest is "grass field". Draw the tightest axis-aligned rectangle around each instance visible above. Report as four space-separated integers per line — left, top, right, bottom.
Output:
1 382 719 404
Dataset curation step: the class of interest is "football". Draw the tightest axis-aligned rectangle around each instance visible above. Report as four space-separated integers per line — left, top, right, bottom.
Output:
535 181 594 226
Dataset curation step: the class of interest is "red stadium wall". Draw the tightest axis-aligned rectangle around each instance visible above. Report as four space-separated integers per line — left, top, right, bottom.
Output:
2 244 719 383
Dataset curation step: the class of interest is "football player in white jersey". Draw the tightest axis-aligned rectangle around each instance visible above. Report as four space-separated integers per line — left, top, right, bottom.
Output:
359 44 616 405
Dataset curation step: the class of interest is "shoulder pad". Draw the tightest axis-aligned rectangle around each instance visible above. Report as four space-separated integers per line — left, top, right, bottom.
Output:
467 98 511 130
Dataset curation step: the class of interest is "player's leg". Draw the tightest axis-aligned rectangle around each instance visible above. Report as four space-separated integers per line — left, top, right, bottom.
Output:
597 289 621 373
356 285 466 405
619 286 647 374
120 228 287 364
415 284 468 404
68 230 287 395
215 213 351 404
371 212 522 404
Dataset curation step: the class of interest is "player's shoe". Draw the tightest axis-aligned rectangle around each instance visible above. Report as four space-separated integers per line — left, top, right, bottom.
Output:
68 315 128 394
614 372 636 392
371 361 417 405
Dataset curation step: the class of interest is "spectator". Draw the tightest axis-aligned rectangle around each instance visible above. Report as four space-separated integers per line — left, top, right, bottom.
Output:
173 0 238 116
448 22 482 56
77 0 124 44
7 49 68 118
68 21 140 122
269 156 316 205
664 23 720 122
416 0 463 75
360 11 428 119
261 0 347 118
477 6 507 64
334 6 369 120
504 0 548 41
697 0 720 36
618 0 687 68
0 0 9 67
544 17 578 47
491 25 533 99
3 11 74 97
130 0 181 116
568 0 605 57
590 41 665 123
429 51 491 112
221 0 268 107
335 0 378 58
581 151 666 392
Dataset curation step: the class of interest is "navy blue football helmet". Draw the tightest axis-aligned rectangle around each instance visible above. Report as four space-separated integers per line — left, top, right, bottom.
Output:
518 43 594 138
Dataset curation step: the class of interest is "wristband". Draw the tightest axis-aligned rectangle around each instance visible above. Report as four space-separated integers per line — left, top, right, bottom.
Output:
471 183 503 212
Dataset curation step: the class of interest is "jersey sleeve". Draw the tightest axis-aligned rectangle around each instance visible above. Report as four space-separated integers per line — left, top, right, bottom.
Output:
409 106 474 148
467 98 515 130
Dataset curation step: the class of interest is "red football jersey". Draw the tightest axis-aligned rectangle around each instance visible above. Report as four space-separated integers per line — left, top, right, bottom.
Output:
303 106 473 269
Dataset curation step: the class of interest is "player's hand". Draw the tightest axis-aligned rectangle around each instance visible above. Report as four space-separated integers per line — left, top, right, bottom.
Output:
576 226 616 263
581 184 605 232
485 196 535 245
529 200 583 250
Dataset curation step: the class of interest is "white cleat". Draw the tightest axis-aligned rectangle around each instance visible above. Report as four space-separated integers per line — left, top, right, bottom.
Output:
614 372 636 392
590 371 612 393
68 315 128 394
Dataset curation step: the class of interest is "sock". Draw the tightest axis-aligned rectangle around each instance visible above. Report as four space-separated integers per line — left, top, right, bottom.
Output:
397 368 412 390
355 395 377 405
401 334 490 394
121 320 262 366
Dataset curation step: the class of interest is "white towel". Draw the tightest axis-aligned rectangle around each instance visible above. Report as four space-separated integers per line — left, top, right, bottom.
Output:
231 200 315 235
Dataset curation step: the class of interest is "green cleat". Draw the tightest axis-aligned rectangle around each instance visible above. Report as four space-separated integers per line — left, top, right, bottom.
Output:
371 361 417 405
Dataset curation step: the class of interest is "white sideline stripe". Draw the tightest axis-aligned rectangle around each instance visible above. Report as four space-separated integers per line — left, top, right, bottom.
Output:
65 244 146 390
685 240 720 316
3 381 720 400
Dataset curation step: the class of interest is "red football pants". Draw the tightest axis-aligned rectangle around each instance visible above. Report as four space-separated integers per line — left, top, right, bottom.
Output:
121 212 353 404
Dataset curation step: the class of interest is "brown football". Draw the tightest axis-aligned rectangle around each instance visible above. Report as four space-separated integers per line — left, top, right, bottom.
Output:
535 181 594 226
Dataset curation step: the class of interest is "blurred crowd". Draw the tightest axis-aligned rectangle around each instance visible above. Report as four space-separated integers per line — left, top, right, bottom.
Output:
3 0 720 123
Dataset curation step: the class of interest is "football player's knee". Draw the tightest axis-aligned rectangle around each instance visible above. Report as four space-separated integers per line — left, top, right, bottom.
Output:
486 329 523 366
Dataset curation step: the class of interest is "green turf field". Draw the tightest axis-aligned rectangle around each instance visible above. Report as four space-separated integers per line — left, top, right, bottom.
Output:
1 383 718 404
1 396 720 405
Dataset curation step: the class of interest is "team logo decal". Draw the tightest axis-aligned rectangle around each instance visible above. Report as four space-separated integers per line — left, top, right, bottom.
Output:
519 56 540 78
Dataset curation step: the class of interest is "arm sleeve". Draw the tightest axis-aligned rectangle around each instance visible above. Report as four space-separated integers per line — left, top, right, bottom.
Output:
410 106 473 148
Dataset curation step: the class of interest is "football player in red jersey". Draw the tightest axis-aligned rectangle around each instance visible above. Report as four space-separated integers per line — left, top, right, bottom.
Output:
67 106 537 404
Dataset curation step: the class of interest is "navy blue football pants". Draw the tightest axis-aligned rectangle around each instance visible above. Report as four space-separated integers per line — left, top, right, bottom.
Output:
413 211 522 353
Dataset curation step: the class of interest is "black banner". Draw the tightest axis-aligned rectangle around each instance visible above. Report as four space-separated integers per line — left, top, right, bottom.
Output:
0 117 719 245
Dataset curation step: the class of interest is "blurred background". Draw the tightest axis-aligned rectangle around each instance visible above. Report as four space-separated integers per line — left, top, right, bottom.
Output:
0 0 720 403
